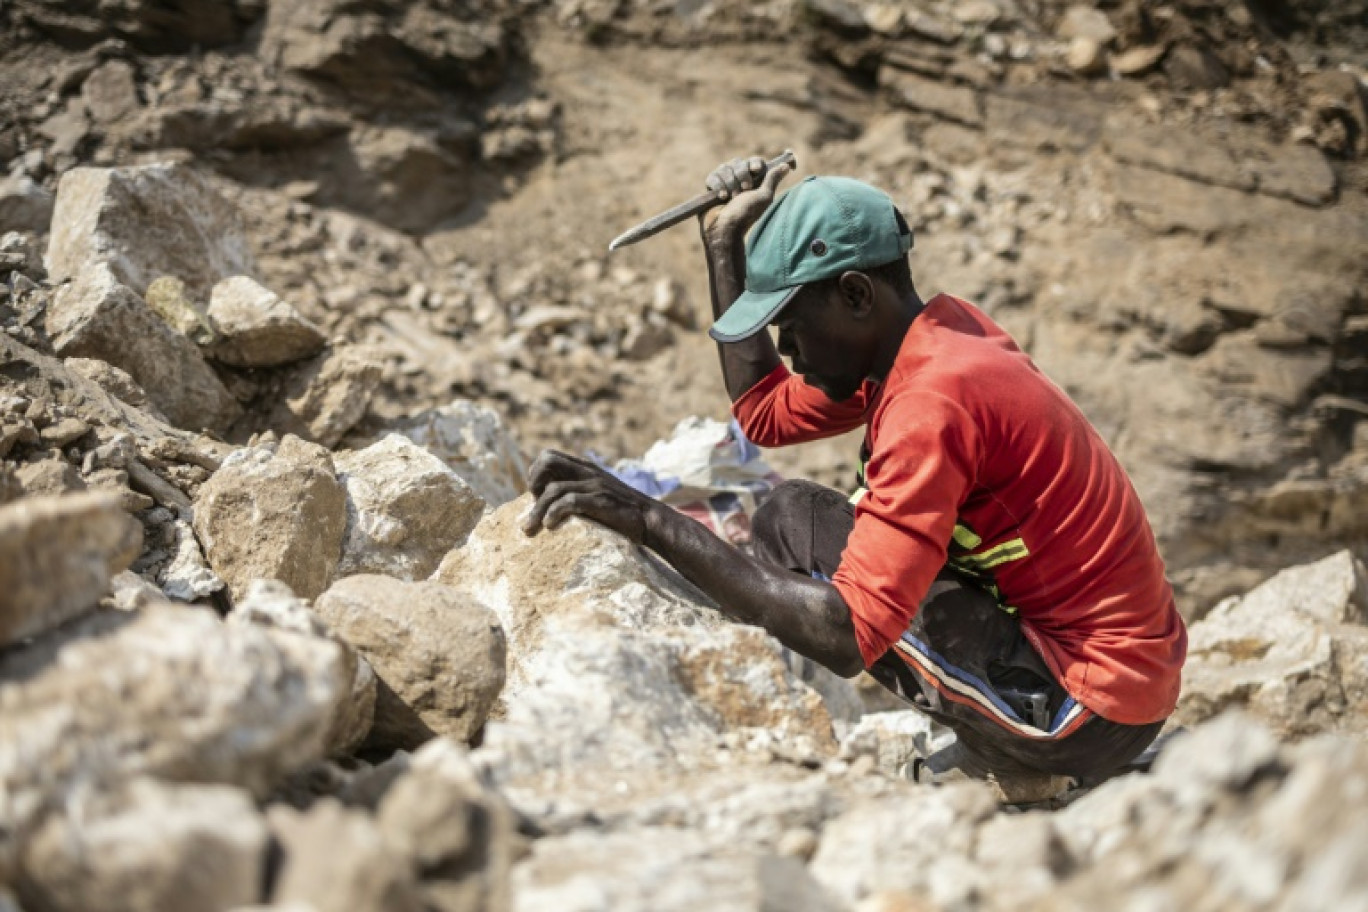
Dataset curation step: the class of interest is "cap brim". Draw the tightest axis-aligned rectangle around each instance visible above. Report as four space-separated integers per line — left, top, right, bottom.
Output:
708 285 802 343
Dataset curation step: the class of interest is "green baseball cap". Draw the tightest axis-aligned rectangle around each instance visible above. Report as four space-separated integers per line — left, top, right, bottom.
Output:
709 176 914 343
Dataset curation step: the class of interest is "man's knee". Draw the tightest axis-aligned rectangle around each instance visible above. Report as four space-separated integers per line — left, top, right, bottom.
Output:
753 480 824 549
752 480 853 575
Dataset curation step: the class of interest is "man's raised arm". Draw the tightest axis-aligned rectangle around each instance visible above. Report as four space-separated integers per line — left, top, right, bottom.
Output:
697 156 789 402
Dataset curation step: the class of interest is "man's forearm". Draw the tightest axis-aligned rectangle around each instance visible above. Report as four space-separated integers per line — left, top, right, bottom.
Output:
643 501 865 677
701 224 782 402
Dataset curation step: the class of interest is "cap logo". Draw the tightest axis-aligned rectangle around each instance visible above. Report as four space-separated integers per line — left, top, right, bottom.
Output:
810 239 828 256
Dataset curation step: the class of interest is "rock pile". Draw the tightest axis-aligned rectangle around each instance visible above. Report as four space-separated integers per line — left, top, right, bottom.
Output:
1 1 1367 909
4 0 1363 615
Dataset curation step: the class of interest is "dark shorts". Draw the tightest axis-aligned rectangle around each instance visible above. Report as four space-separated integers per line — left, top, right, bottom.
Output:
751 479 1164 780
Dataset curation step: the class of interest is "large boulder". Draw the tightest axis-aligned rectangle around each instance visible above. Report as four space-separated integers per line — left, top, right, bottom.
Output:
15 778 269 912
193 436 347 601
439 498 842 782
334 434 486 581
44 262 241 432
0 491 142 647
0 604 351 847
45 162 257 299
207 275 327 368
313 575 506 752
1177 550 1368 737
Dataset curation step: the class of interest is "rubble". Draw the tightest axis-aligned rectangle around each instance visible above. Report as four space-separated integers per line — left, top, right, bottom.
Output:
1178 550 1368 737
0 603 350 844
228 580 377 756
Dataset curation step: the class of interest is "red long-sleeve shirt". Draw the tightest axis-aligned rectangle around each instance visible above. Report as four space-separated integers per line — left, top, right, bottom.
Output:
733 293 1186 724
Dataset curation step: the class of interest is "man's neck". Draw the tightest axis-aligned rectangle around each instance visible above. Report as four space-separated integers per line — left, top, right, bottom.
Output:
868 292 925 381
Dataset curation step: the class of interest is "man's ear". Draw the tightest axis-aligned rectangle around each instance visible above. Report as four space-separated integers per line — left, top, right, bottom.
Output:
837 271 876 319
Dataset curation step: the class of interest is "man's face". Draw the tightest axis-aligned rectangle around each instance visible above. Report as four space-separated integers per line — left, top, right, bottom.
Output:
769 280 874 403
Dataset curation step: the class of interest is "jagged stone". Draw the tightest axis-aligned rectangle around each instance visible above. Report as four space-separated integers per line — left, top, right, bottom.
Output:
0 603 350 847
0 492 141 647
44 262 240 432
396 400 528 506
0 230 43 279
314 575 506 752
80 59 141 125
376 738 513 912
838 710 945 776
193 435 347 601
334 434 485 581
1178 550 1368 737
268 345 383 449
434 496 716 672
208 275 326 368
159 516 225 602
39 416 91 447
228 580 376 756
0 173 54 234
14 459 86 496
268 799 422 912
15 778 269 912
62 357 156 411
45 162 257 299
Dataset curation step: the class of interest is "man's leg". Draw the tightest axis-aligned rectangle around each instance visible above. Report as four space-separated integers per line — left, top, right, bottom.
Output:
750 479 1163 780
